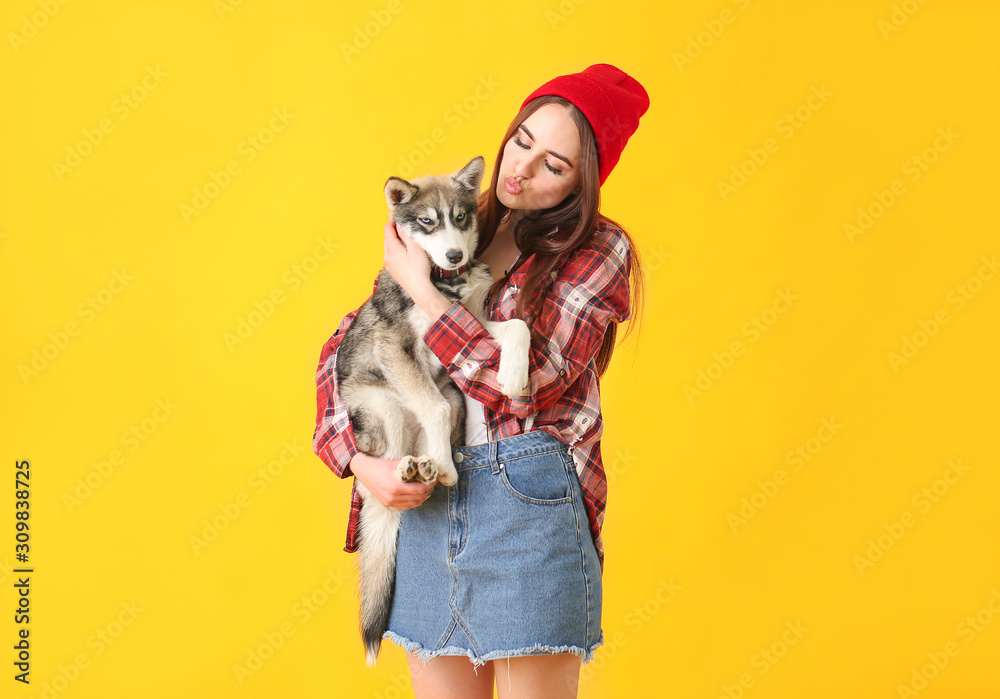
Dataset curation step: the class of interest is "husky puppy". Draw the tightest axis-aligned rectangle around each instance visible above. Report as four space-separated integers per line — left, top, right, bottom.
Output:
335 156 531 666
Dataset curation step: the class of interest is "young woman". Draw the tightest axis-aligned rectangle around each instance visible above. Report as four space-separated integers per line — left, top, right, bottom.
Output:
314 64 649 699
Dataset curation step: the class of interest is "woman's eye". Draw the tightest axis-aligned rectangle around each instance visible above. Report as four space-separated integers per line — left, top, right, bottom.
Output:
513 135 530 149
545 161 563 176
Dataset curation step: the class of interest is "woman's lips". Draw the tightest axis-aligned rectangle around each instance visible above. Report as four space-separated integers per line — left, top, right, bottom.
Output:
504 176 523 195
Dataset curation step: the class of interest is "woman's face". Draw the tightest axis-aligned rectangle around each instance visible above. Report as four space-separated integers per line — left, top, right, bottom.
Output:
496 102 582 215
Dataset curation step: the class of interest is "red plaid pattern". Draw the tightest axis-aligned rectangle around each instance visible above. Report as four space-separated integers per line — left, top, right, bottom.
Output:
312 220 632 568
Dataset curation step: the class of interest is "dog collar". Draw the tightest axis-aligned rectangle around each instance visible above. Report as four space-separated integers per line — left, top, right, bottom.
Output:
430 262 472 278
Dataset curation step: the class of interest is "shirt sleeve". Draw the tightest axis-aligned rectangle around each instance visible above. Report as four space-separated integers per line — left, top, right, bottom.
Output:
312 274 380 478
422 224 632 419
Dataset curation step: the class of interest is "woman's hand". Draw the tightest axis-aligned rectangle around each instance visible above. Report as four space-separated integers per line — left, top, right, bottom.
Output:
383 221 452 321
350 452 434 509
384 221 432 299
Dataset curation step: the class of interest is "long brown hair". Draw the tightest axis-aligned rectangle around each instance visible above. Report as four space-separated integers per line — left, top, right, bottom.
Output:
475 95 644 378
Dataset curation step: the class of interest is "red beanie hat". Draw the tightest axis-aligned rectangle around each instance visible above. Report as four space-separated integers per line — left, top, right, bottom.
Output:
520 63 649 185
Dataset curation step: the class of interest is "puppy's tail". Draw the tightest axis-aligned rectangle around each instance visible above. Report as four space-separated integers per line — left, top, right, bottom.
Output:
357 497 403 667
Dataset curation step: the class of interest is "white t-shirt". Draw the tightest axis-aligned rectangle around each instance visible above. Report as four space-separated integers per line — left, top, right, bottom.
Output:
463 391 489 446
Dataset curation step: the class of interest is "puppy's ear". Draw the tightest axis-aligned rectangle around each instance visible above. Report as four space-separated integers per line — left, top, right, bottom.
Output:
452 156 485 193
385 177 419 208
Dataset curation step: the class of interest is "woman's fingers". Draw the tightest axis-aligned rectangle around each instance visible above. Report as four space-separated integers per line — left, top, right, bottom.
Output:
383 221 413 278
394 482 434 505
384 221 407 252
378 468 434 509
383 221 396 258
383 488 433 510
353 452 435 509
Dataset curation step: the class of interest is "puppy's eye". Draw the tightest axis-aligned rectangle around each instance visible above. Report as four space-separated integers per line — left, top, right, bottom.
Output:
455 212 466 222
418 217 433 225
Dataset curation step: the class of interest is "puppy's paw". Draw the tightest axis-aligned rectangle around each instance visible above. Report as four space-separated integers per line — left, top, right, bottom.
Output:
437 462 459 487
497 319 531 398
498 359 529 399
396 456 419 483
414 455 438 484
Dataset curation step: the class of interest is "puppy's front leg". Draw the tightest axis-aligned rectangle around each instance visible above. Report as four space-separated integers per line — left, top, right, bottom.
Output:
483 318 531 398
463 269 531 398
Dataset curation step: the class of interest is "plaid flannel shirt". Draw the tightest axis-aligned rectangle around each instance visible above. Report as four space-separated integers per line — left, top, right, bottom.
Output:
313 220 632 568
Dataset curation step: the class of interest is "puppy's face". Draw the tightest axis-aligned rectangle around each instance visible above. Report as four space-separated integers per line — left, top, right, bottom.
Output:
384 156 485 270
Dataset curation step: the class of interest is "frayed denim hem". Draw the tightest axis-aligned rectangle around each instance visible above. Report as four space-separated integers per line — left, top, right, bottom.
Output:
383 630 605 668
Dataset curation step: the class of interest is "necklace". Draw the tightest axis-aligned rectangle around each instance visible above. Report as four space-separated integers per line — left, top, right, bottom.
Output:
505 251 523 277
494 212 520 277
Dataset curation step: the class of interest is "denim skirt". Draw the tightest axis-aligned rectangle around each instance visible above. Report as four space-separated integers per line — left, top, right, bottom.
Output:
384 429 604 666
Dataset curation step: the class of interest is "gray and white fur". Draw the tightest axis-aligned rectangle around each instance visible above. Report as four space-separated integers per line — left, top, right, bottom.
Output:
334 156 531 666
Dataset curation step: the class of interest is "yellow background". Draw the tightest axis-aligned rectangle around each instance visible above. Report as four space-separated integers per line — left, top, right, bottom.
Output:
2 0 999 697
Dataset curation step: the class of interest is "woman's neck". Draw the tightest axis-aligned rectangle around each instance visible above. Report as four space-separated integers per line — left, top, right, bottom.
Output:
496 208 528 243
502 206 529 229
481 210 524 279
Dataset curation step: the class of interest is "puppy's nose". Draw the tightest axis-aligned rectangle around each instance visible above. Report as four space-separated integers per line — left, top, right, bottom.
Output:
446 249 463 264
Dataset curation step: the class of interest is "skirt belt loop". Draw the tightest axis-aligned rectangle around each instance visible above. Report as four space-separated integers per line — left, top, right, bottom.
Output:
488 438 500 474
